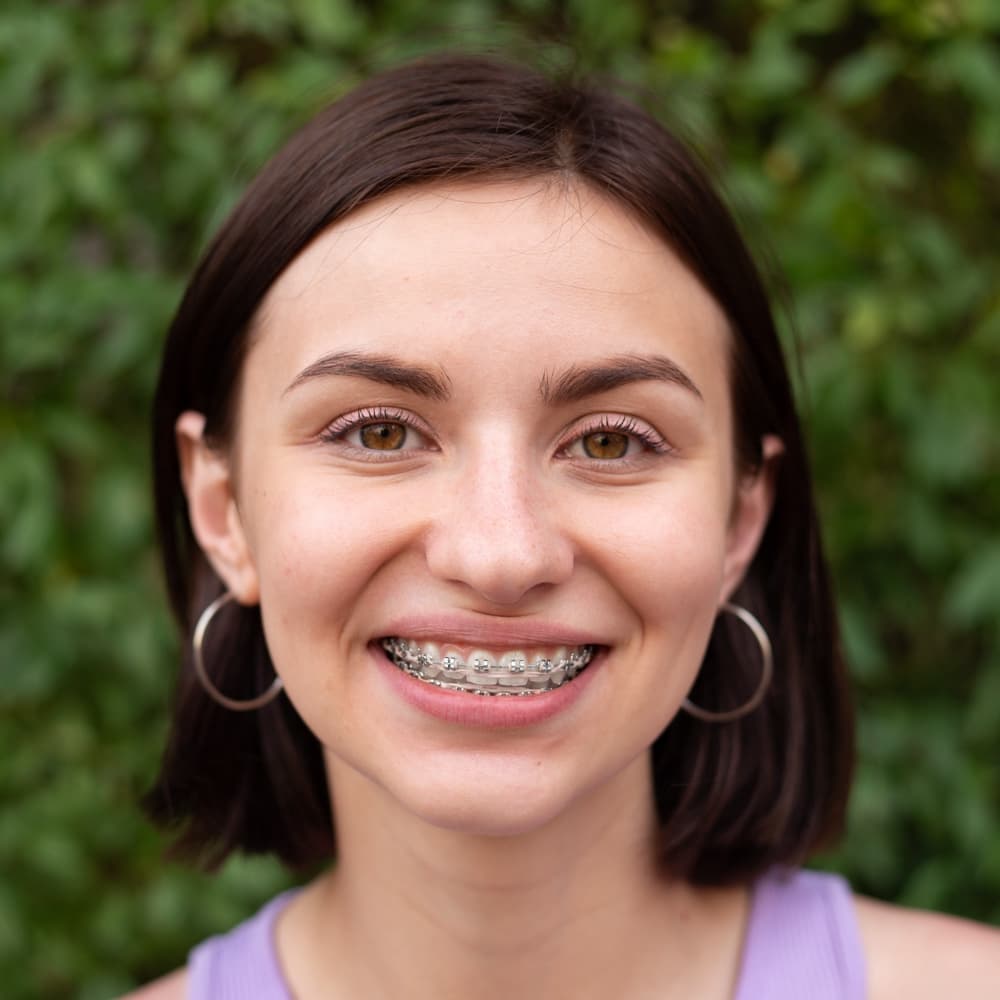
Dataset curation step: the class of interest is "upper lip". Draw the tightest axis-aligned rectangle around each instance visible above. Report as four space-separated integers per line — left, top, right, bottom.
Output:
377 613 607 648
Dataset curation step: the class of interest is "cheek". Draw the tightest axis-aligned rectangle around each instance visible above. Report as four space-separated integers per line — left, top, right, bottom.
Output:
594 476 732 607
642 534 727 685
243 477 414 664
592 473 734 717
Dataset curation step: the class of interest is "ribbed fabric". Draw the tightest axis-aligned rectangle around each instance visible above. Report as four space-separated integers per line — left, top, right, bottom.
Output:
733 868 867 999
186 869 866 999
187 890 297 1000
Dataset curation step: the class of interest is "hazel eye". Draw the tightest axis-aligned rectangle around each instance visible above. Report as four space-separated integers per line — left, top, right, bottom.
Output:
359 421 407 450
559 414 671 468
320 407 432 457
581 431 630 460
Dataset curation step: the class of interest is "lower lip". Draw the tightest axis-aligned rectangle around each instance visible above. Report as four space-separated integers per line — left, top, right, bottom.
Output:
371 642 604 728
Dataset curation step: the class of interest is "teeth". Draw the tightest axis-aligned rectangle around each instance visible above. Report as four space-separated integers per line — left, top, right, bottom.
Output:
497 675 528 688
467 672 498 688
469 650 492 673
381 637 597 696
500 651 528 672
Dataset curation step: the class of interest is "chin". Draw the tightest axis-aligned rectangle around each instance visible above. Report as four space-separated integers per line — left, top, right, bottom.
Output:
384 754 586 840
409 795 574 841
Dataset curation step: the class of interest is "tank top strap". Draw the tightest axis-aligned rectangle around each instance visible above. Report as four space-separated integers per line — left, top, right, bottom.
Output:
187 889 298 1000
733 868 867 1000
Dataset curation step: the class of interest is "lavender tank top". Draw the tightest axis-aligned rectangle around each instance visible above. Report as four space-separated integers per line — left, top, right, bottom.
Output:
187 868 866 998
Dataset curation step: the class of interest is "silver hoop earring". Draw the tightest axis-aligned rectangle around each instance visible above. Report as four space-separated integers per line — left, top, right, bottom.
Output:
682 602 772 723
192 592 284 711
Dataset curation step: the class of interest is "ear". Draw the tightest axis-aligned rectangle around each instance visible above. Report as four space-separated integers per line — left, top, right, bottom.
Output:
176 411 260 604
720 434 784 602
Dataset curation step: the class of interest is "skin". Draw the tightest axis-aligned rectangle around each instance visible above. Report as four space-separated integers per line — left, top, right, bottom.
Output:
129 180 1000 998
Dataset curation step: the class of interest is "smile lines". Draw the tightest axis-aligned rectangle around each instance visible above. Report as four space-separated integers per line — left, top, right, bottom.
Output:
381 638 596 696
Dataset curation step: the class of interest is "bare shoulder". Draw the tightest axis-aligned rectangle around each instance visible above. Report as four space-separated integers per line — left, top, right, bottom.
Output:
855 894 1000 1000
118 966 188 999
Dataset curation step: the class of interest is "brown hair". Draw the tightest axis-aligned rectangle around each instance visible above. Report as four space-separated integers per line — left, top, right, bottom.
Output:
146 52 854 883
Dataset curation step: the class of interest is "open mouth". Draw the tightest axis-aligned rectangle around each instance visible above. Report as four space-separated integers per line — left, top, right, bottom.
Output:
380 638 598 696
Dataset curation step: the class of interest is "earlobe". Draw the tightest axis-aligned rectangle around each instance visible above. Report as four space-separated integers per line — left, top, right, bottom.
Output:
720 434 784 602
175 411 260 604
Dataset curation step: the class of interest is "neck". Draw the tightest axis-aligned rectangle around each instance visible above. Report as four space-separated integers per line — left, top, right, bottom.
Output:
279 753 748 1000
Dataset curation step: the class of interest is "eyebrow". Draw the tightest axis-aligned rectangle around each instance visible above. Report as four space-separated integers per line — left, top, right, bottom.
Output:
283 349 701 406
539 353 703 405
283 350 451 400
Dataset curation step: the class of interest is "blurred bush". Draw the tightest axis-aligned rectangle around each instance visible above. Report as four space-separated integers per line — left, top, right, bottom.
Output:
1 0 997 995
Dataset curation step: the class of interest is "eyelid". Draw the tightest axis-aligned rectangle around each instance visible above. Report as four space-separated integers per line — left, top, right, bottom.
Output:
317 407 671 464
556 413 672 461
319 406 436 454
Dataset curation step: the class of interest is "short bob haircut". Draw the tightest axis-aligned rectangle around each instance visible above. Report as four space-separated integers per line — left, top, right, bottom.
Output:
146 52 854 885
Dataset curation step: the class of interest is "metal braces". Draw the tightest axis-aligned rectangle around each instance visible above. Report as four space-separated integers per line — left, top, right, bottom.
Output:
381 638 593 675
381 638 596 696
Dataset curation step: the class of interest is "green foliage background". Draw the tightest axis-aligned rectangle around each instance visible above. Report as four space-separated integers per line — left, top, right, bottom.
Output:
2 0 998 995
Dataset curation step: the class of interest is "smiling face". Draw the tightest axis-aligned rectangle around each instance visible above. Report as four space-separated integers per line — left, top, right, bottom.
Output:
179 179 777 838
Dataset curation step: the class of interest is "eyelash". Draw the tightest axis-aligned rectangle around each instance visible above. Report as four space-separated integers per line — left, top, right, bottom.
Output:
318 406 432 457
318 408 670 463
557 415 671 464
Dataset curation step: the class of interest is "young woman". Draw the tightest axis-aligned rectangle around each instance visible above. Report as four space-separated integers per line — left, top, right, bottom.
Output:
133 54 999 999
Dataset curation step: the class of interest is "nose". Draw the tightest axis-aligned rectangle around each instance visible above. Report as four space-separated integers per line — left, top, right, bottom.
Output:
423 444 574 606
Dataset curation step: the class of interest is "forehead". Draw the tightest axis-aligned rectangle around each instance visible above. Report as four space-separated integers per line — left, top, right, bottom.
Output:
264 180 674 293
249 178 732 406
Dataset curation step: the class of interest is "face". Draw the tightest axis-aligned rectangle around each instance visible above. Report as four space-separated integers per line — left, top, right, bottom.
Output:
180 179 776 838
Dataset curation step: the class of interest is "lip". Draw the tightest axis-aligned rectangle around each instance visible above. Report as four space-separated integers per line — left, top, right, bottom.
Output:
376 613 607 649
371 639 607 729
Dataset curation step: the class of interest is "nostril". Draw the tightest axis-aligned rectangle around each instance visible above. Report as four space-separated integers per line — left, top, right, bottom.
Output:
423 506 574 606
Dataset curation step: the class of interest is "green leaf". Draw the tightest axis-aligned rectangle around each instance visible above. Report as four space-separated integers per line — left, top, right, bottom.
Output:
827 43 903 104
945 544 1000 628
